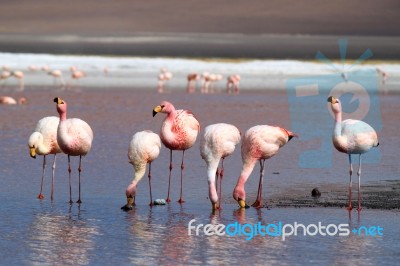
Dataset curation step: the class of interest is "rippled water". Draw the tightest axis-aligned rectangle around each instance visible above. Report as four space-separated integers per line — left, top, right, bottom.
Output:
1 89 399 265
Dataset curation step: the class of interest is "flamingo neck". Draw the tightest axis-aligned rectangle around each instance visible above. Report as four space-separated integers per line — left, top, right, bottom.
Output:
236 160 257 188
59 111 67 121
125 164 146 197
333 111 342 138
332 110 348 152
206 159 220 204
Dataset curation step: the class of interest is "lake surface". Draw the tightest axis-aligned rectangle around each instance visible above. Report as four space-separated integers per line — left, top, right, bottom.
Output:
1 88 399 265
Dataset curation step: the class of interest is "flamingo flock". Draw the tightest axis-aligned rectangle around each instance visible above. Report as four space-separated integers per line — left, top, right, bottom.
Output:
21 93 379 214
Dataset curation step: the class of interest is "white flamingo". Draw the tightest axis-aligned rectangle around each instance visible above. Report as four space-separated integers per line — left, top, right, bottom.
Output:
121 130 161 210
200 123 241 210
327 96 379 211
28 116 62 200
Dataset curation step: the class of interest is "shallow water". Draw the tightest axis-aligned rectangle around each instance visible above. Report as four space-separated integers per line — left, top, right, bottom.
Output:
1 89 400 265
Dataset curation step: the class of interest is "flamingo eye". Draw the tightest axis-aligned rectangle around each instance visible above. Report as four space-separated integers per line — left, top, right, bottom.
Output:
161 105 165 108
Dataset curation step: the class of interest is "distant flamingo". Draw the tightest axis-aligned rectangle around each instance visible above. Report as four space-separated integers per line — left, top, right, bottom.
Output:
11 70 24 91
0 96 26 105
41 65 50 72
28 65 39 72
201 73 223 93
186 73 200 93
153 101 200 203
48 70 65 88
376 67 388 85
54 97 93 203
28 116 62 200
121 130 161 210
227 74 241 94
69 68 86 90
233 125 297 208
327 96 379 211
157 68 173 93
200 123 241 210
201 72 210 93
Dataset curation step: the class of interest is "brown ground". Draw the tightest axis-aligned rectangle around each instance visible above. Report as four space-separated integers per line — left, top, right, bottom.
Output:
0 0 399 58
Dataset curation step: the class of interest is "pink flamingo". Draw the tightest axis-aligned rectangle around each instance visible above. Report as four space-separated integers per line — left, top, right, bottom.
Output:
11 70 24 91
69 68 86 90
233 125 297 208
157 68 173 93
200 123 241 210
0 96 26 105
54 97 93 204
28 116 62 200
153 101 200 203
327 96 379 211
48 70 65 88
186 73 200 93
121 130 161 210
227 74 241 94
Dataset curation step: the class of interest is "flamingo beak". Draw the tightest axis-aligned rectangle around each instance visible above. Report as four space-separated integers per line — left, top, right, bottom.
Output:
153 105 162 117
30 147 36 159
53 97 63 105
238 199 248 208
327 96 338 104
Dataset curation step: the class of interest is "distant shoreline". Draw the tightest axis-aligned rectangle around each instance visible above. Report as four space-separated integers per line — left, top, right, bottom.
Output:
1 33 399 59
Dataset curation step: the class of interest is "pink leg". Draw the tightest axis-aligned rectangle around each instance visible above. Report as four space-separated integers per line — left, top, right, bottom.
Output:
68 155 73 204
218 158 225 210
252 159 265 208
347 154 353 211
166 149 172 203
357 155 362 212
177 150 185 204
51 154 57 201
37 155 46 199
148 162 153 206
77 155 82 204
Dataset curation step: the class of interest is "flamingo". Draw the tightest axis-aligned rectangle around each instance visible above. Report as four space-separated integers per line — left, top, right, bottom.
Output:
327 96 379 211
233 125 297 208
227 74 241 94
200 123 241 210
153 101 200 203
376 67 388 85
69 68 86 90
28 116 62 200
48 70 65 88
0 96 26 105
121 130 161 210
53 97 93 204
157 68 173 93
11 70 24 91
186 73 200 93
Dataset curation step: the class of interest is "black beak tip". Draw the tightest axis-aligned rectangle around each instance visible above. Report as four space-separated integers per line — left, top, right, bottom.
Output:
327 96 333 103
152 110 157 117
53 97 58 103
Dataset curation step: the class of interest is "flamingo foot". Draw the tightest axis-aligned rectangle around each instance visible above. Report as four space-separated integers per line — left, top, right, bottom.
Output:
357 207 362 212
165 197 171 203
251 199 263 208
347 205 353 211
37 193 44 199
121 204 134 211
177 198 185 204
76 199 82 204
69 199 73 204
149 202 154 207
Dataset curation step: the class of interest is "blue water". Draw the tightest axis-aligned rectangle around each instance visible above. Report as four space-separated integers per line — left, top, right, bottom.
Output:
1 89 399 265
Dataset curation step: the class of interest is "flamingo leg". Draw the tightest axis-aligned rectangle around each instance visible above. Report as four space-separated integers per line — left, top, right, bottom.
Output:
51 154 57 201
218 158 225 210
177 150 185 203
252 159 265 208
37 155 46 199
357 155 362 212
77 155 82 204
347 154 353 211
166 149 172 203
68 155 73 204
215 167 219 198
148 162 153 206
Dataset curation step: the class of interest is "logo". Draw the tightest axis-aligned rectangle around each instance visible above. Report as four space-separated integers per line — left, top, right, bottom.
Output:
286 39 382 168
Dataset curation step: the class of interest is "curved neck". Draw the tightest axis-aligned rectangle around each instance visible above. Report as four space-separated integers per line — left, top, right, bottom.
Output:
333 111 342 137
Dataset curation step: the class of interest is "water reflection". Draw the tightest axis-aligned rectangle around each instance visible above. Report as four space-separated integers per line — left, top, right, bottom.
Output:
27 206 99 265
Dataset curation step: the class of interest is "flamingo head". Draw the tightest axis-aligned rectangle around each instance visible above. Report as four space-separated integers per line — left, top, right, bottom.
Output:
121 184 137 211
54 97 67 114
233 187 249 208
28 132 41 159
152 101 174 117
327 96 342 114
